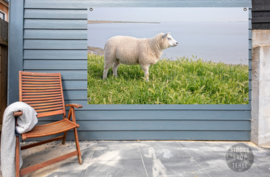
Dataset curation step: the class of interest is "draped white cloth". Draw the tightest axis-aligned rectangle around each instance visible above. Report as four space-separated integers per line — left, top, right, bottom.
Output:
1 102 38 177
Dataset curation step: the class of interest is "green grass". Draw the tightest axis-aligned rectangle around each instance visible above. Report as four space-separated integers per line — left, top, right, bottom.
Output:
87 53 249 104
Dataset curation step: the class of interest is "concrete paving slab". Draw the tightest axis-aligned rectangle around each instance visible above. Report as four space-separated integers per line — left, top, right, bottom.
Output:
91 141 141 161
138 141 191 163
177 141 270 177
69 141 97 163
45 162 88 177
84 160 147 177
143 157 209 177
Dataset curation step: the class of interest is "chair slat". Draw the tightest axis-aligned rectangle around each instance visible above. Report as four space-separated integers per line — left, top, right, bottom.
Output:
21 72 60 76
22 79 59 84
32 104 65 110
22 92 62 95
23 94 62 98
22 89 61 92
22 76 59 79
23 96 62 101
35 107 64 113
22 87 61 90
25 99 63 104
28 101 63 107
23 85 60 88
37 110 65 118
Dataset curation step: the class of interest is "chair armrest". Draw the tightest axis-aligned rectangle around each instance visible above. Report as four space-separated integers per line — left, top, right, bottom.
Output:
65 103 83 109
65 104 82 123
14 111 23 117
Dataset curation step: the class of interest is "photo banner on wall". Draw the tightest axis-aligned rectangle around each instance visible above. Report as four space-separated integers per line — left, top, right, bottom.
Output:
87 7 249 104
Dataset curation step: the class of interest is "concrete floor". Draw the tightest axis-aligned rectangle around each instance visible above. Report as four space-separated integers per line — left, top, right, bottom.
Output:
2 141 270 177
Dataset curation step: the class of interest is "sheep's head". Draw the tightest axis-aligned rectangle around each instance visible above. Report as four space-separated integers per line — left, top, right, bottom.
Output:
161 32 178 49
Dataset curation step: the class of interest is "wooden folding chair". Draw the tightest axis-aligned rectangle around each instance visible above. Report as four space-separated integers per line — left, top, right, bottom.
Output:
14 71 83 177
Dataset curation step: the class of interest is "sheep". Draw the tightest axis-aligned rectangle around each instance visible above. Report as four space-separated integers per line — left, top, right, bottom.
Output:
103 32 178 81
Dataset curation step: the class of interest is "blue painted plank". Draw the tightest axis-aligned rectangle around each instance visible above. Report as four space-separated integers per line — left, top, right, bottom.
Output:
24 50 87 59
64 90 86 100
65 99 251 111
40 110 251 121
38 120 251 131
8 0 24 104
75 130 251 140
24 30 87 39
24 60 87 69
23 70 87 80
67 101 251 111
24 19 87 29
25 0 252 8
65 101 251 111
30 131 250 141
24 40 87 49
62 80 86 90
24 9 87 19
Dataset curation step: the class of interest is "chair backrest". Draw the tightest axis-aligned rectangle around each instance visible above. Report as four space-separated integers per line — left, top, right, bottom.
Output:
19 71 66 118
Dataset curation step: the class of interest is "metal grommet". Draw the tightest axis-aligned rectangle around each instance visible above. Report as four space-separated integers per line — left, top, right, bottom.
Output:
243 8 247 11
89 8 93 11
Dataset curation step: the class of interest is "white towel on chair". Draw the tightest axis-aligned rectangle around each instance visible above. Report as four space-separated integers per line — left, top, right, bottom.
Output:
1 102 38 177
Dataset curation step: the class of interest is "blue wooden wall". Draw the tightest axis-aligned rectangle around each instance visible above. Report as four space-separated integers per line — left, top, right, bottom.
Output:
8 0 252 140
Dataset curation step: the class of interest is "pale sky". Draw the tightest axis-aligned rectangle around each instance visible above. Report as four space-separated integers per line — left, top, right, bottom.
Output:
88 8 248 22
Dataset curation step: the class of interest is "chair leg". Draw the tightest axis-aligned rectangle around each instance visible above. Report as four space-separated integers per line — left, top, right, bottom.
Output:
73 128 82 164
16 136 20 177
62 131 68 145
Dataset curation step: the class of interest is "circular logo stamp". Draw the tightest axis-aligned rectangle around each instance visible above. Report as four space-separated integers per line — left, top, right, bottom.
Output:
225 143 254 172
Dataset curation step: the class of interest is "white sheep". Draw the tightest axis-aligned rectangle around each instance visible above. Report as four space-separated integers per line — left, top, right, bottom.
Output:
103 33 178 81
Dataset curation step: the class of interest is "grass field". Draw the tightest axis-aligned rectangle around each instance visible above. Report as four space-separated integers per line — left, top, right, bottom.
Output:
87 53 249 104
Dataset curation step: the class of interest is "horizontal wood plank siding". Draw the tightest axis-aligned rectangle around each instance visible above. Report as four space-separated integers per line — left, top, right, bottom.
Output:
24 40 87 50
24 20 87 29
40 110 251 121
24 9 87 19
24 30 87 39
21 0 252 140
24 60 87 69
252 0 270 29
24 0 252 8
37 120 251 131
30 131 251 141
24 50 87 59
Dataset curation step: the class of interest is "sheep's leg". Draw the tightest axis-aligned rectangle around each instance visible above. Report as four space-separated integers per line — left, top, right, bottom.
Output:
141 65 150 82
113 60 120 77
103 61 114 79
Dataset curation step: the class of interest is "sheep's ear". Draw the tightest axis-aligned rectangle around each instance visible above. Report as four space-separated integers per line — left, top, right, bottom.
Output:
162 32 170 39
162 33 168 39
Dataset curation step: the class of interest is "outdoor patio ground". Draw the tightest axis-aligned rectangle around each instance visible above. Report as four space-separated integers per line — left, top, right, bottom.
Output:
1 141 270 177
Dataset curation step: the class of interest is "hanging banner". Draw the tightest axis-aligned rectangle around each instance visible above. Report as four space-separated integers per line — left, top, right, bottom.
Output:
87 7 249 104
